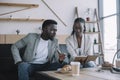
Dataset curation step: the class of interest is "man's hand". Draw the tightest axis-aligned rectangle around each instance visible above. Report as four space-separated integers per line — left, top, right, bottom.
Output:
16 61 23 65
59 54 66 62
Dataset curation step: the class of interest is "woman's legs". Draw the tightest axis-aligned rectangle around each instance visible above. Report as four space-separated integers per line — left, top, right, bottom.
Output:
84 61 96 68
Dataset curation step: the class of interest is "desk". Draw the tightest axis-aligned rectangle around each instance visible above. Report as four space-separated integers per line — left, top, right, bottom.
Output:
36 68 120 80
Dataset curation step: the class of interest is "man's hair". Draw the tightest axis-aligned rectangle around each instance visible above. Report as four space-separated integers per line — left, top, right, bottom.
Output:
42 19 57 30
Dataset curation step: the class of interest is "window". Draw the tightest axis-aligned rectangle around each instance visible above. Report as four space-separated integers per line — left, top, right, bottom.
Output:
99 0 118 63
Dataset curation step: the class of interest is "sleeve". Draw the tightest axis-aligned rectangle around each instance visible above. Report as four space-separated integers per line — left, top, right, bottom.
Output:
52 39 69 64
11 33 31 64
53 41 59 63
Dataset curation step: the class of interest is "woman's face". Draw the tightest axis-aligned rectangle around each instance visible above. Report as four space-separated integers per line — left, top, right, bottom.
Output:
73 22 83 35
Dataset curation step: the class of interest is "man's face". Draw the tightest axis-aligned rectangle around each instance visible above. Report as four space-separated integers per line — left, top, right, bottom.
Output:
45 24 57 40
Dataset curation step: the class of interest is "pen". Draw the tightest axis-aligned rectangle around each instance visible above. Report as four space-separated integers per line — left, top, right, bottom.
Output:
57 49 67 58
57 49 61 55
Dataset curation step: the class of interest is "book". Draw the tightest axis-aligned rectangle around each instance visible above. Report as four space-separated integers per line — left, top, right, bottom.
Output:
74 55 98 64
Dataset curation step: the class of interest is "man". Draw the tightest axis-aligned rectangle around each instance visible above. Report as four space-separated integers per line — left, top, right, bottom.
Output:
11 19 67 80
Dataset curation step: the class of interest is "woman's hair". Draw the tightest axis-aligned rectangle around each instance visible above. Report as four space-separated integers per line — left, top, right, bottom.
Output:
71 17 85 35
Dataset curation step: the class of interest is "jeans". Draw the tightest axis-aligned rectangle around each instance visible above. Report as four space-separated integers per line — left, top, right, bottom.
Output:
18 62 66 80
80 61 96 68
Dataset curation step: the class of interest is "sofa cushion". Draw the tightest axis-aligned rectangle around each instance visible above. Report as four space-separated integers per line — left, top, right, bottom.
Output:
0 44 16 72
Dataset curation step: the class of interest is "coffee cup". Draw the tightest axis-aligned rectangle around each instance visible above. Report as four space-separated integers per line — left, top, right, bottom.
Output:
70 62 80 76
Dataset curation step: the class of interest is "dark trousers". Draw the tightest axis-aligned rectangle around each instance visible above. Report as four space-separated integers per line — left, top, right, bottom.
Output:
18 62 66 80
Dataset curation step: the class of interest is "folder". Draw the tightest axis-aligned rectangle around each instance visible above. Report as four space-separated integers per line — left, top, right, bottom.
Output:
74 55 98 64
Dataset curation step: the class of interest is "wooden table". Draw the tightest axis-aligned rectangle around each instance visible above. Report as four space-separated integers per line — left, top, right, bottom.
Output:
35 67 120 80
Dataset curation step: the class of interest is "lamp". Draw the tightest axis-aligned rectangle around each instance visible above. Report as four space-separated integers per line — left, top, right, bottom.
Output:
111 49 120 73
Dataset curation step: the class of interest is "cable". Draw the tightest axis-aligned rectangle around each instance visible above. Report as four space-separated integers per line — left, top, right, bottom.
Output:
111 49 120 73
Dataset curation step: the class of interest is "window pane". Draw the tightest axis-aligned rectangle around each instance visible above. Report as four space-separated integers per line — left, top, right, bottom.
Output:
103 0 116 16
103 0 117 63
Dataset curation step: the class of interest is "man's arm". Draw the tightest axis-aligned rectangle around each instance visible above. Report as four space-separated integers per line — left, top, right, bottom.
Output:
65 38 77 61
11 34 30 64
51 39 68 64
56 44 69 64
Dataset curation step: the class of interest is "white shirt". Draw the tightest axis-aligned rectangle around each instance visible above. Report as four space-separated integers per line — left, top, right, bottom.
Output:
31 38 49 64
76 48 82 56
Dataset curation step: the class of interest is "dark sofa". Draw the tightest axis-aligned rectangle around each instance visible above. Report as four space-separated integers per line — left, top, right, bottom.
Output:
0 44 18 80
0 44 69 80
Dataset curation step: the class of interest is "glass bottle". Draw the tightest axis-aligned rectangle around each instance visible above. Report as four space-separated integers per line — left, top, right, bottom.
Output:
94 38 97 44
85 8 91 21
93 26 95 32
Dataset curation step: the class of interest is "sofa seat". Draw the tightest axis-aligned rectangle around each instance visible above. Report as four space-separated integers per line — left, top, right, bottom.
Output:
0 44 70 80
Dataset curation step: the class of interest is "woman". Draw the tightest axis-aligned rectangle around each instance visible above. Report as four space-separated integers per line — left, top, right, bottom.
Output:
66 17 96 68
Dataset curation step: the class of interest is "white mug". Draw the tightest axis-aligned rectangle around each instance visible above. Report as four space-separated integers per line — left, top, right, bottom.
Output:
70 62 80 76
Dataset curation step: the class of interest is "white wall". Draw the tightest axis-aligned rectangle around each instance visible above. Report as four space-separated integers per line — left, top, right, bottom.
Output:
0 0 98 35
